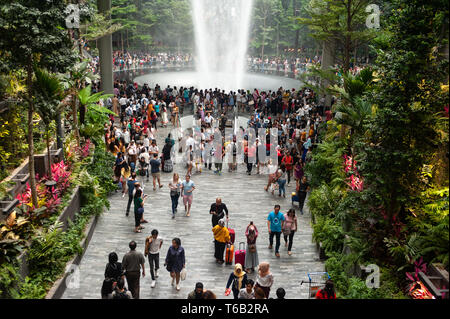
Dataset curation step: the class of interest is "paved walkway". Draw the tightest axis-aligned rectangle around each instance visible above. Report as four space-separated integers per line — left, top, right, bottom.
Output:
62 121 324 299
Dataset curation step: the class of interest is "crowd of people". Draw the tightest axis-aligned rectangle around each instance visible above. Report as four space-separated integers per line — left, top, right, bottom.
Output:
248 55 368 77
96 62 339 299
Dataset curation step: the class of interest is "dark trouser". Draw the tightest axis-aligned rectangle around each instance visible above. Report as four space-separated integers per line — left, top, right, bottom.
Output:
134 210 142 227
211 216 220 228
269 231 281 253
171 194 180 215
287 169 292 184
126 194 133 213
298 191 307 212
148 253 159 280
215 162 222 171
214 240 226 262
283 231 295 251
125 271 141 299
232 288 239 299
247 161 253 173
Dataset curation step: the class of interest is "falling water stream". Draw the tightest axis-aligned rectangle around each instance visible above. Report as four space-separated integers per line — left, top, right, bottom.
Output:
190 0 254 91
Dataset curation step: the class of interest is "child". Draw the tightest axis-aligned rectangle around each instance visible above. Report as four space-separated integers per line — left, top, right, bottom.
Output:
239 279 255 299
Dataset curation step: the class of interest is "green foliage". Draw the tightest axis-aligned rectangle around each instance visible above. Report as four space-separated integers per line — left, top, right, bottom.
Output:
0 262 20 299
18 276 47 299
305 139 346 189
312 216 345 255
27 221 68 278
307 184 344 218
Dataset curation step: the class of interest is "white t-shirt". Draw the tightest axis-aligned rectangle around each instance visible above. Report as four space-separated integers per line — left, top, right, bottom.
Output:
148 237 163 254
140 152 150 164
143 137 150 148
149 145 159 155
205 115 214 124
123 131 130 144
119 97 128 106
186 137 195 150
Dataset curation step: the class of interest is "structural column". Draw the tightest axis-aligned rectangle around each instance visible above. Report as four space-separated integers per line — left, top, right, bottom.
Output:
97 0 114 94
321 39 335 108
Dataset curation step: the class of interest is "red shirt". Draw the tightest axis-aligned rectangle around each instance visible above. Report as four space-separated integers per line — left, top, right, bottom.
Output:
315 289 336 299
282 155 293 170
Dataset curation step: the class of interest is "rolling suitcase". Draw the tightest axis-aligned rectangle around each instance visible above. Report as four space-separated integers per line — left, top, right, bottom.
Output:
227 221 235 244
235 242 246 266
225 243 234 265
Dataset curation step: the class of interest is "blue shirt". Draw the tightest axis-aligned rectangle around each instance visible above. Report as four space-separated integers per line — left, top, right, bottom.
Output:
267 211 285 232
127 179 137 196
182 180 195 196
150 159 160 173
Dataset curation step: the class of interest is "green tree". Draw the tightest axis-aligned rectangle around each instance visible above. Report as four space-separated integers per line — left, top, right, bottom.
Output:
0 0 78 208
360 0 448 233
33 68 65 180
299 0 375 72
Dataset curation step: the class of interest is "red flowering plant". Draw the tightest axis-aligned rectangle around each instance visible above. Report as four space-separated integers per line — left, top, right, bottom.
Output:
47 161 72 196
75 138 92 159
64 138 93 169
16 161 72 222
343 154 364 192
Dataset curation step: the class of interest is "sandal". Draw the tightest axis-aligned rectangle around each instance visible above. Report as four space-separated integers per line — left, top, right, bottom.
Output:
135 230 142 233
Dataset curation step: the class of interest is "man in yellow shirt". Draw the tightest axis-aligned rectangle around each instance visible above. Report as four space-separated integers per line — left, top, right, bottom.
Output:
212 219 230 264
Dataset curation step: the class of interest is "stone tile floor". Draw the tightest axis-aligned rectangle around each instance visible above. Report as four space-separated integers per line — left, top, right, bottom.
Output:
62 123 324 299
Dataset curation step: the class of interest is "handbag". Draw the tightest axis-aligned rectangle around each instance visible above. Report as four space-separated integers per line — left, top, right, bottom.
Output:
282 227 291 236
180 268 187 281
248 244 256 253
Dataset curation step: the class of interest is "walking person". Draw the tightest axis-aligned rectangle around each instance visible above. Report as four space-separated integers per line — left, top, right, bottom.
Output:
281 151 294 185
120 162 131 197
295 176 310 215
150 153 163 191
122 241 145 299
125 172 137 217
225 263 248 299
255 262 274 299
101 252 124 299
145 229 163 288
168 173 181 219
187 282 205 299
282 209 298 256
276 165 287 198
212 219 230 264
112 278 133 299
133 187 148 233
181 174 195 217
267 205 285 258
244 221 259 273
293 160 304 184
209 197 229 228
164 238 185 291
